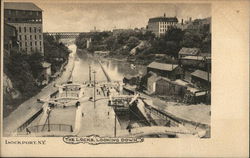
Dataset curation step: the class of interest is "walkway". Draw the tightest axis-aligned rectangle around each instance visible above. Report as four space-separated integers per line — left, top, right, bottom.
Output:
3 49 76 136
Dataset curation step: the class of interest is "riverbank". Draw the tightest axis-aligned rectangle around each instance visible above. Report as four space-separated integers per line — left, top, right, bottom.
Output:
3 45 76 136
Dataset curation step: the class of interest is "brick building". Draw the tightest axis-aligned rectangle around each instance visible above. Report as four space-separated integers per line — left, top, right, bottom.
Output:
4 2 44 55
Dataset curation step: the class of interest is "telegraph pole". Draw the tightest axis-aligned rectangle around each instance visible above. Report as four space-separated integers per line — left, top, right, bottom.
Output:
93 70 96 109
114 105 117 137
89 64 92 83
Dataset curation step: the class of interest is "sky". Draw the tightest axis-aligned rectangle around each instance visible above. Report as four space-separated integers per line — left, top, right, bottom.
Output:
6 0 211 32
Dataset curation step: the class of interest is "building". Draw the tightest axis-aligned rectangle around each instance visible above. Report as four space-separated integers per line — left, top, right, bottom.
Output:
178 47 201 58
4 2 44 55
147 13 178 37
147 62 183 80
155 77 187 97
4 23 18 51
191 69 211 89
40 61 51 85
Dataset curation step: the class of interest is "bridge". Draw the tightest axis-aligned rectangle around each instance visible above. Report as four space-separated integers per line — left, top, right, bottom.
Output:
45 32 83 39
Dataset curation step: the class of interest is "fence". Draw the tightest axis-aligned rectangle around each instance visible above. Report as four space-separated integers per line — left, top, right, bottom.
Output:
16 108 43 133
27 124 73 133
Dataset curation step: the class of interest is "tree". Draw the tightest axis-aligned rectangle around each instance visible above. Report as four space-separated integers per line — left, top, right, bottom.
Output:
181 31 202 48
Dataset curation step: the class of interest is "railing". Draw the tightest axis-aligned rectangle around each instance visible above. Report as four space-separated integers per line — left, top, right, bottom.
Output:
26 124 73 133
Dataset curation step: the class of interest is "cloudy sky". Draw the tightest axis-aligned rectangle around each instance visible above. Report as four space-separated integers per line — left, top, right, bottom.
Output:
6 0 211 32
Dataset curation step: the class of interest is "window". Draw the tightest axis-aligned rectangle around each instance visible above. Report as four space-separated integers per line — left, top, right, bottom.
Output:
30 27 32 33
31 47 33 51
38 27 41 33
30 42 32 46
19 35 22 40
25 42 27 47
34 27 36 33
20 42 22 47
39 35 42 40
30 35 32 40
25 35 27 40
35 35 37 40
40 41 42 45
19 27 21 32
40 47 42 51
24 27 26 33
35 41 37 46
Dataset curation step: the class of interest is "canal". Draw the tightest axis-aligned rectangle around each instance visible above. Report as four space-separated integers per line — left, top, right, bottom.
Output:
68 44 149 130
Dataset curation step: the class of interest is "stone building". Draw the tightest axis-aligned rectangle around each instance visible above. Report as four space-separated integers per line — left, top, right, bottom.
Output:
4 2 44 55
147 13 178 37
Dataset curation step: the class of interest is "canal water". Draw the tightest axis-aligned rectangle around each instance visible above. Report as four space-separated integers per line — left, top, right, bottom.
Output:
68 44 149 129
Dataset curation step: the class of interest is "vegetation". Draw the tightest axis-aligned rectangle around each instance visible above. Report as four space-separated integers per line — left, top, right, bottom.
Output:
75 24 211 65
3 34 70 117
43 34 70 74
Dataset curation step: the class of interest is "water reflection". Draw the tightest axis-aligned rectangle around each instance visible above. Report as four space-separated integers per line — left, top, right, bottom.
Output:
70 46 147 83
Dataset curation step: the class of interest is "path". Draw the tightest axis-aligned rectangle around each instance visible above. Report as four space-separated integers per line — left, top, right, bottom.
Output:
3 47 76 136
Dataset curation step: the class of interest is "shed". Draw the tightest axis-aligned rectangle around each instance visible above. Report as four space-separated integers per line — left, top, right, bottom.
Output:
155 77 187 97
178 47 200 58
191 69 211 89
147 62 183 80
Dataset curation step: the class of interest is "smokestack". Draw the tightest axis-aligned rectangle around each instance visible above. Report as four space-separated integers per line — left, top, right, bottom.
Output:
181 19 184 25
164 13 166 17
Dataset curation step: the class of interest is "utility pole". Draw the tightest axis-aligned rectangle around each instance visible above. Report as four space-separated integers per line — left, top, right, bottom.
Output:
89 64 92 83
114 105 117 137
93 70 96 109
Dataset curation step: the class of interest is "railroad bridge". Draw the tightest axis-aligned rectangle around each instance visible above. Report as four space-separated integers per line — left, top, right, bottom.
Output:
45 32 83 39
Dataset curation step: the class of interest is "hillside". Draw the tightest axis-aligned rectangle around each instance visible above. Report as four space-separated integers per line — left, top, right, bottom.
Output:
75 26 211 65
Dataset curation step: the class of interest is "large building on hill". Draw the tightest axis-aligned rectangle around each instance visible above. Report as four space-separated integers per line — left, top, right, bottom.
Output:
4 2 44 55
147 13 178 37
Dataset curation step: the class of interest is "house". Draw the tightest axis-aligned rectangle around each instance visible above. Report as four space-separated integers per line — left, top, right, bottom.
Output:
178 47 201 58
147 62 183 80
191 69 211 89
40 61 51 85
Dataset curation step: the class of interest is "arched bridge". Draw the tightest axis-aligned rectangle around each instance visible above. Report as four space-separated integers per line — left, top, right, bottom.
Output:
45 32 83 39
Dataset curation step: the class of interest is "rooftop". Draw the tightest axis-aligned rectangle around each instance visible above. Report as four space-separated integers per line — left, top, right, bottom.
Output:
191 70 211 82
4 2 42 11
179 47 200 56
147 62 178 71
149 17 178 23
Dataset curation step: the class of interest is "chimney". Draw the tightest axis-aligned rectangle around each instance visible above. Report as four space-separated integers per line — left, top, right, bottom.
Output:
181 19 184 25
164 13 166 17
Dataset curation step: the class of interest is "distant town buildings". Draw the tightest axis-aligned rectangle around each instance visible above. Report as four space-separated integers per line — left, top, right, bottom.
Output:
177 17 211 33
147 13 178 37
4 2 44 55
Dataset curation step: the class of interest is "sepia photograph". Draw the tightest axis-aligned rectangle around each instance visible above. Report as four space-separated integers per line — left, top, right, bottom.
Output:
2 1 212 138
